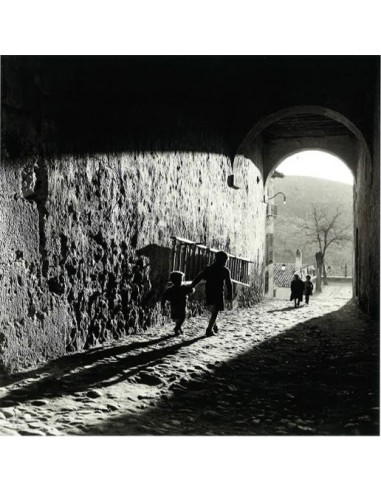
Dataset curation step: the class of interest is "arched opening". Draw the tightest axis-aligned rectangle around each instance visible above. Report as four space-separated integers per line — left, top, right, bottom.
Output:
234 105 370 186
233 104 376 313
268 149 355 185
265 150 354 300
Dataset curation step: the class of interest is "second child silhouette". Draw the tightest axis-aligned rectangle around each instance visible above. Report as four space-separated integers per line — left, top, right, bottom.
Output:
161 271 194 336
304 275 314 305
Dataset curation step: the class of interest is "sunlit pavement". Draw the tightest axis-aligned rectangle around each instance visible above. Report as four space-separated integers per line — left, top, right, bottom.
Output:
0 282 378 436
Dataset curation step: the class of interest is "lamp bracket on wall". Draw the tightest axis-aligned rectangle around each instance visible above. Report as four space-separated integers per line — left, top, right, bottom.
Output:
263 191 287 204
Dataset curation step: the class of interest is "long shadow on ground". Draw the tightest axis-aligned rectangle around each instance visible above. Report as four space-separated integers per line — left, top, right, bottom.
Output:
0 335 204 406
84 300 379 436
267 306 301 313
0 335 173 386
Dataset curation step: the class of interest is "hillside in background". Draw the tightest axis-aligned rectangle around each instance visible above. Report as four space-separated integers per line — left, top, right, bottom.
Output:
273 176 353 274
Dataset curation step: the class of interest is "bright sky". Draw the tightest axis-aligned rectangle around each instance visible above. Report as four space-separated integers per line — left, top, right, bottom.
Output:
276 150 354 185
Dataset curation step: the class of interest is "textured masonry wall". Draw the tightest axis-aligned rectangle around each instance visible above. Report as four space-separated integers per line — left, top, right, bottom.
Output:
0 144 264 372
0 54 266 373
0 158 68 371
355 134 380 318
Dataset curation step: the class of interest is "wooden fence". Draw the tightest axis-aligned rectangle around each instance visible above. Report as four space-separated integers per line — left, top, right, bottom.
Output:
170 236 253 286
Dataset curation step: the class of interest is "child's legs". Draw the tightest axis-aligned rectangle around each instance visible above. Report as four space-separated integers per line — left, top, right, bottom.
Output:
207 306 219 331
174 316 185 332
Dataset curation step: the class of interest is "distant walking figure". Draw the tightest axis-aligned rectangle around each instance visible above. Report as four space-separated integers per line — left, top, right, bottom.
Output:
191 251 233 337
290 274 304 308
304 275 314 305
161 271 194 336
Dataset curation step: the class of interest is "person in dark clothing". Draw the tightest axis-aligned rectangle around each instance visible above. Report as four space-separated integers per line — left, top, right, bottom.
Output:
191 251 233 337
290 273 304 307
304 275 314 305
161 271 194 336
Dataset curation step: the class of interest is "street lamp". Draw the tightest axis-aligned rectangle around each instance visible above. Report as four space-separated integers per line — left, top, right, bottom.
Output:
264 192 287 204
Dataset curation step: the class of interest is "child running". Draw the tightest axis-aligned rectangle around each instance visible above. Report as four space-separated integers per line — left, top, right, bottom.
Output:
191 250 233 337
161 271 194 336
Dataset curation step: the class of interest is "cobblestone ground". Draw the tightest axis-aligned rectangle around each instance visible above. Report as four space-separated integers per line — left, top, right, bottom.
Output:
0 283 379 436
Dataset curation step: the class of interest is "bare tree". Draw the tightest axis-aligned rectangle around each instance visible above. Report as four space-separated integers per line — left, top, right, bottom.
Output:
303 204 352 292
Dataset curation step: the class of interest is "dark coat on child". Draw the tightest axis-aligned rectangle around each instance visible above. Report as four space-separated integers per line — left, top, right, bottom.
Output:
162 284 193 320
193 263 232 311
304 280 314 296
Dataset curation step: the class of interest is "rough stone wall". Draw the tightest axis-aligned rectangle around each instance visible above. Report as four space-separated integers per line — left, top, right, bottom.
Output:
1 141 264 372
354 69 380 320
0 60 266 372
354 138 380 319
0 156 69 372
0 55 266 373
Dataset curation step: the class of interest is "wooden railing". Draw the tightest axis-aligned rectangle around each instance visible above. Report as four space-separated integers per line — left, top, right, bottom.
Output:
171 236 253 286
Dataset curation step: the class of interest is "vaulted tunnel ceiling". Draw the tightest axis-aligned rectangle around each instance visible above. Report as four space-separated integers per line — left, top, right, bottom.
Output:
261 114 354 140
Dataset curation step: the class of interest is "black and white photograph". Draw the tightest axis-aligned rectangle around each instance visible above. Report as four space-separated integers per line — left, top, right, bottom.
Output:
0 2 380 491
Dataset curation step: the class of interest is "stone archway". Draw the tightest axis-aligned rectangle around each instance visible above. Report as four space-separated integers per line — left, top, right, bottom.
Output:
234 104 370 185
270 149 354 295
233 105 378 318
